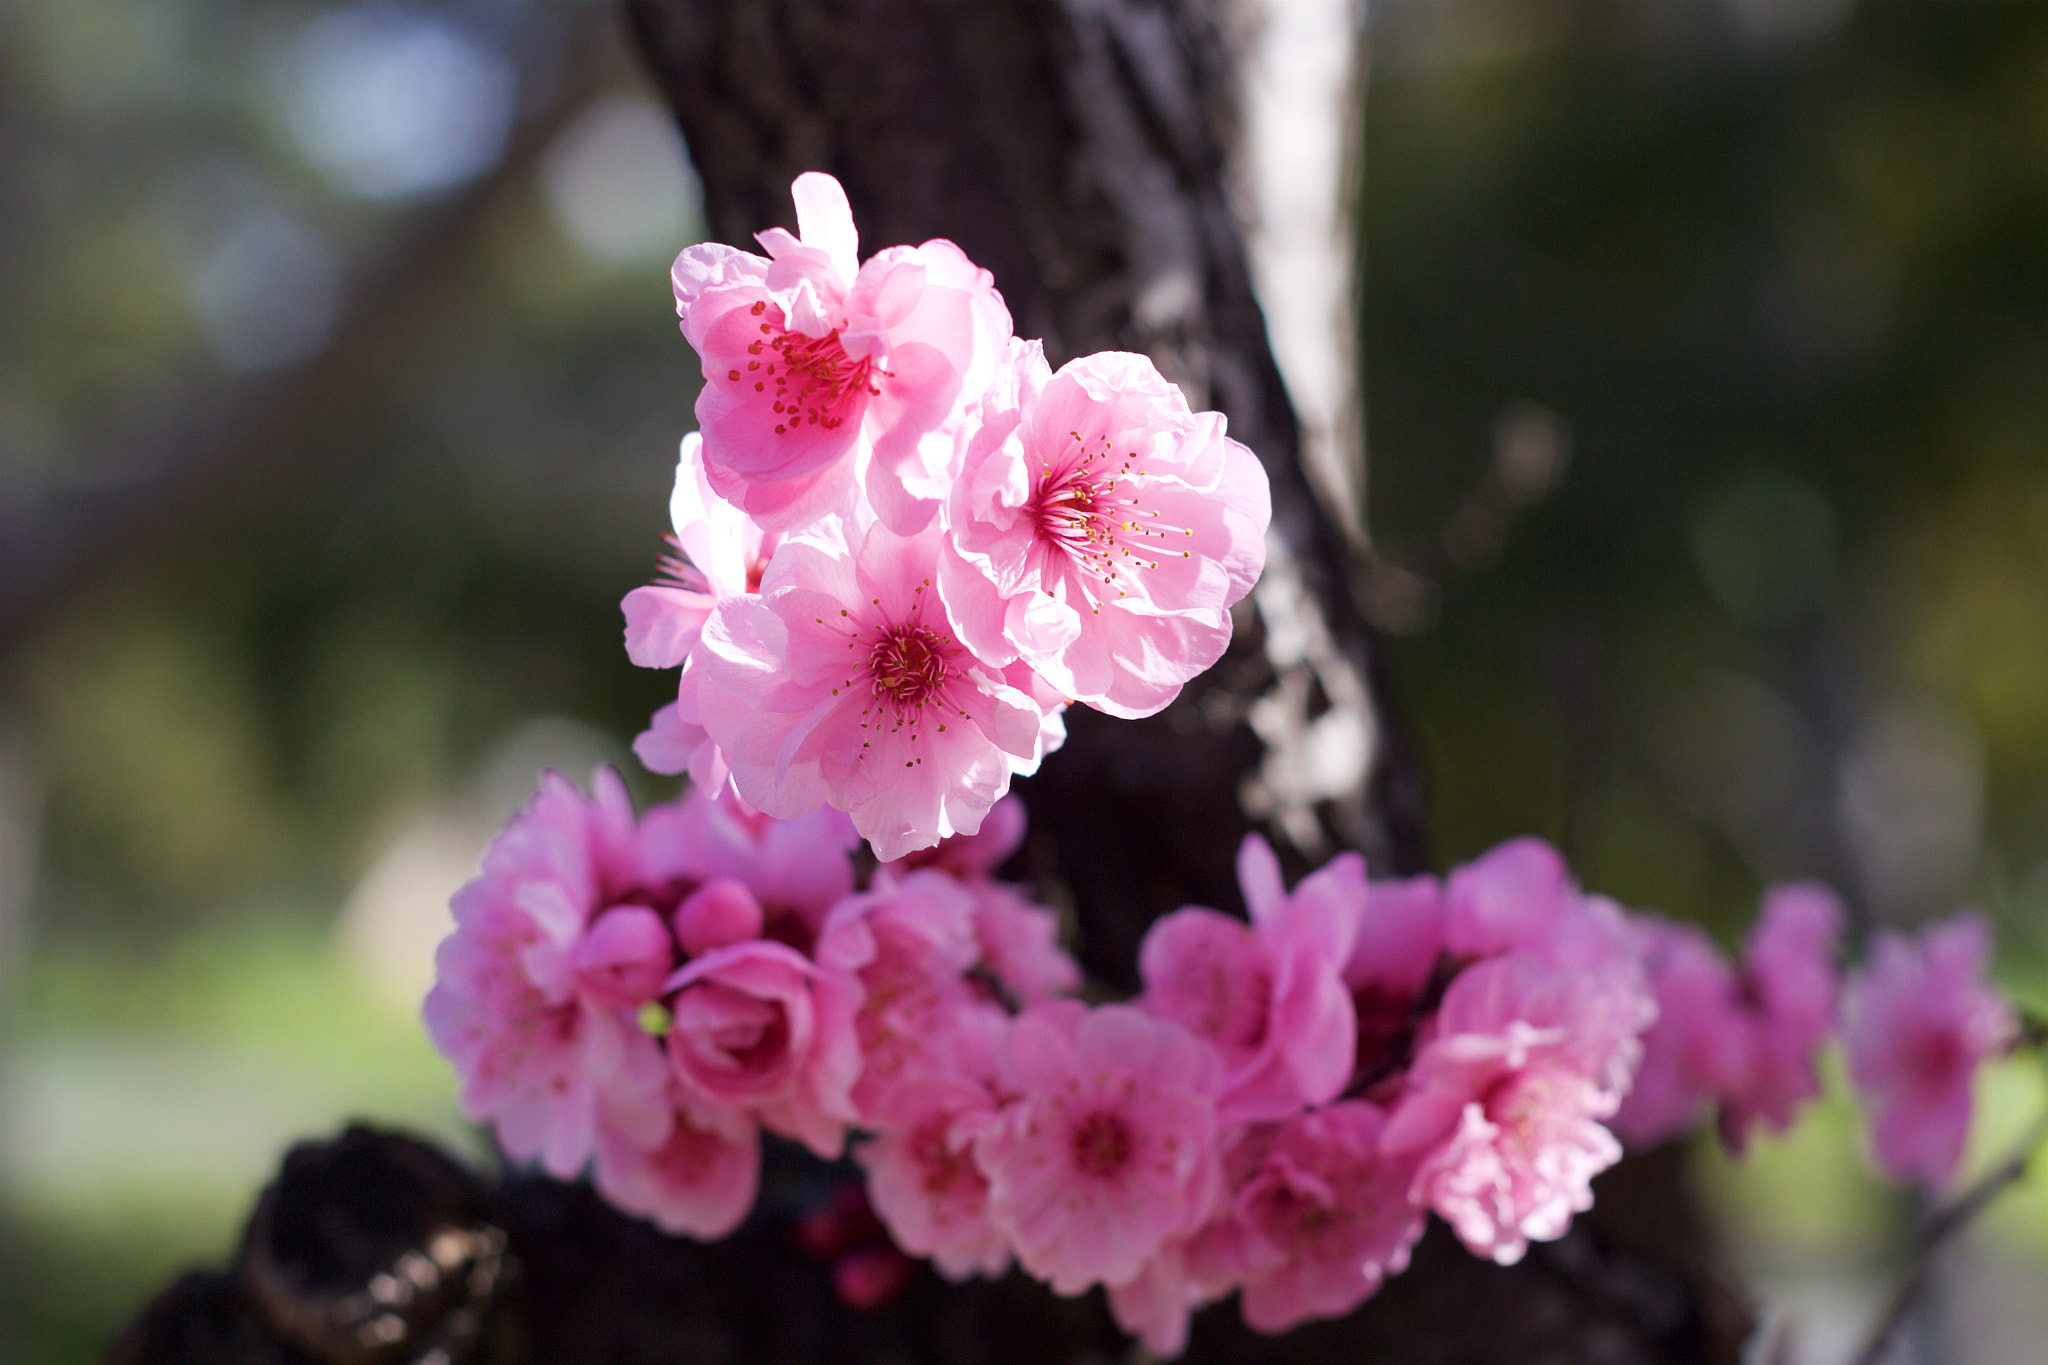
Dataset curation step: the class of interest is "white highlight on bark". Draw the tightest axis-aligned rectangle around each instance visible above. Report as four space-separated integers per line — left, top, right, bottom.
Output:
1241 533 1377 857
1241 0 1366 540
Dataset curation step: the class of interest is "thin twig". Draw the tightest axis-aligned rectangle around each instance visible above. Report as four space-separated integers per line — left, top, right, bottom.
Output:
1849 1105 2048 1365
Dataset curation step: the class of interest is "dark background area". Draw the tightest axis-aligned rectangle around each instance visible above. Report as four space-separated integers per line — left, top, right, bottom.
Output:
3 1 2047 1360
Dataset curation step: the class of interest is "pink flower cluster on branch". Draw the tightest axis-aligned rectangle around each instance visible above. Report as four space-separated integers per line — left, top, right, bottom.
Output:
428 768 2027 1354
629 173 1271 859
427 170 2037 1358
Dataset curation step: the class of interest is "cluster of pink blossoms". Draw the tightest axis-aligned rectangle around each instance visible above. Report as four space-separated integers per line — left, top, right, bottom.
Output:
426 170 2031 1355
624 172 1271 860
427 767 2023 1354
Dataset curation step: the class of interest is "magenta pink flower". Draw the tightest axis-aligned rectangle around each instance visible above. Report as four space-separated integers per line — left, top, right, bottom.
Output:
424 769 676 1178
1609 918 1748 1148
857 1070 1011 1281
1223 1102 1425 1335
1442 837 1576 961
1138 835 1361 1121
938 345 1271 719
670 172 1012 532
1380 953 1651 1265
815 868 989 1124
976 1001 1222 1295
639 783 860 950
624 434 779 787
1719 882 1842 1152
1344 874 1447 1094
1845 912 2015 1189
593 1085 760 1240
663 938 863 1158
877 795 1080 1003
696 511 1058 860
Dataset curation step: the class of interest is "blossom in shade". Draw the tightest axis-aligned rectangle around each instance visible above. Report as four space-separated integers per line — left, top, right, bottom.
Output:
663 938 863 1159
878 795 1081 1004
1441 837 1576 961
1719 882 1842 1153
423 768 675 1178
938 345 1271 719
1343 873 1446 1095
640 783 860 950
976 1000 1222 1295
593 1085 760 1240
857 1070 1011 1281
815 868 989 1123
1138 834 1361 1121
670 172 1012 532
1609 918 1748 1148
1224 1102 1425 1335
1844 912 2015 1189
696 511 1057 860
1379 952 1651 1265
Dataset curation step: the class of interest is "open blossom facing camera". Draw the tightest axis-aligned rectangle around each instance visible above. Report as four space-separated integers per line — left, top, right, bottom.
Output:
672 172 1011 532
697 512 1058 861
940 345 1270 719
976 1001 1222 1296
1845 912 2015 1189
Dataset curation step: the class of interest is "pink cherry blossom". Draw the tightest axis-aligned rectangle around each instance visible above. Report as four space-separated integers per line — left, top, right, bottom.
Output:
593 1085 761 1240
1719 881 1842 1152
1104 1238 1217 1358
1442 837 1576 961
857 1070 1011 1281
1344 874 1446 1094
1138 835 1361 1121
424 769 676 1178
663 938 863 1159
1609 918 1748 1148
1225 1102 1425 1335
976 1001 1222 1295
876 795 1080 1003
1845 912 2015 1189
1380 952 1651 1265
938 345 1271 719
640 783 860 950
696 510 1059 860
624 433 779 786
815 868 990 1123
670 172 1012 532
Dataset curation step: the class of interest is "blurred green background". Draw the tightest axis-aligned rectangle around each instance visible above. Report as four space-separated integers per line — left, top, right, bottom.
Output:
2 0 2046 1360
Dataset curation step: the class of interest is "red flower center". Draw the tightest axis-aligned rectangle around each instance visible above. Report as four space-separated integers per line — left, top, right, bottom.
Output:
739 300 880 437
1069 1110 1135 1180
869 624 950 710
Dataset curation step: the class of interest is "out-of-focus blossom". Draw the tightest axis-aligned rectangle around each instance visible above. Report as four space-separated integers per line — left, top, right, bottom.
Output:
424 769 674 1178
1139 834 1360 1121
976 1001 1221 1295
1380 951 1650 1265
1719 882 1842 1152
1845 912 2015 1189
593 1084 761 1239
663 937 863 1158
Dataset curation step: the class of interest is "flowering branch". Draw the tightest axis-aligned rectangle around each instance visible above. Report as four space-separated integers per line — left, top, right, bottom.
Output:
1849 1097 2048 1365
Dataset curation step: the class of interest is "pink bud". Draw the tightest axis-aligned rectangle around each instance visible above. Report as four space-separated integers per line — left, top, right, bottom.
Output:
676 877 766 956
572 905 676 1007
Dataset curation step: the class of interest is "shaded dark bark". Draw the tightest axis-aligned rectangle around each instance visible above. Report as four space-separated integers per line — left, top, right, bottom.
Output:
109 1127 1748 1365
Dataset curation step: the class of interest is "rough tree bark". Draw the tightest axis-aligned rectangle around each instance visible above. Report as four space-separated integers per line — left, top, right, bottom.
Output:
108 3 1749 1362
